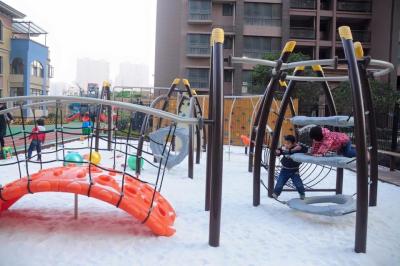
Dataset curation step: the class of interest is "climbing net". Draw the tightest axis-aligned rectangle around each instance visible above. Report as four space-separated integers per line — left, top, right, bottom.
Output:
0 96 199 227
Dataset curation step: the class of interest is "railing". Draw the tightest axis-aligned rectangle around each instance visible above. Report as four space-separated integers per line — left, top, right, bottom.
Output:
187 46 211 55
290 0 316 9
290 27 315 39
336 30 371 42
337 1 372 12
188 13 212 21
242 50 280 59
244 17 281 26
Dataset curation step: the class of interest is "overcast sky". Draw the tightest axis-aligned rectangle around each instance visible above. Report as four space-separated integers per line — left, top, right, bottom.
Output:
11 0 157 84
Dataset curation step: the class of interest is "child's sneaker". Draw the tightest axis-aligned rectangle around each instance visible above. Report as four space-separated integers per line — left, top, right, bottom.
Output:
300 194 305 200
272 193 279 199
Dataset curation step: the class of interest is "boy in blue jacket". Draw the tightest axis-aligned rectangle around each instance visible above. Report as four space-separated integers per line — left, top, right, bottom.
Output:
272 135 308 200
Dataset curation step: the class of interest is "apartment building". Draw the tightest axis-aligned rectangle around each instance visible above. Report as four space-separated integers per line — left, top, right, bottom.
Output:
0 1 53 117
154 0 400 95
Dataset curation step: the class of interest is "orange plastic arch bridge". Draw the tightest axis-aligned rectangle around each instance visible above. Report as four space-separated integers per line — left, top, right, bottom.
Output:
0 166 176 236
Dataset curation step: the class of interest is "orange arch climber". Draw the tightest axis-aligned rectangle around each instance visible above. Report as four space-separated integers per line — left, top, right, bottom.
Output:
0 166 176 237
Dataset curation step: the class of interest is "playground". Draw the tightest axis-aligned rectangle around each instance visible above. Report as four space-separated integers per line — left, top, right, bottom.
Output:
0 27 399 265
0 139 399 265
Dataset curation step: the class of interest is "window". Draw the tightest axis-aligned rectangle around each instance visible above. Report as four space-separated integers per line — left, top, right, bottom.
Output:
244 3 281 26
11 58 24 74
187 68 209 88
0 20 2 41
224 35 233 49
187 34 210 55
189 0 212 20
243 36 281 58
224 69 232 82
31 60 44 77
222 3 234 16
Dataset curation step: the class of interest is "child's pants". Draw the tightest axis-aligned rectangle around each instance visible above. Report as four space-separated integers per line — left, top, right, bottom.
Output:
28 140 42 160
273 168 305 196
340 140 356 158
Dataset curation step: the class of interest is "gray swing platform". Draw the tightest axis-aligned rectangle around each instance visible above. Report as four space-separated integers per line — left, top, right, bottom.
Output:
150 127 189 169
290 115 354 127
287 194 356 216
289 153 356 169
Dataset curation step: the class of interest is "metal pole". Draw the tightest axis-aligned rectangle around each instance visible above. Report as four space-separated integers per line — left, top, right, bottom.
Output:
209 28 224 247
106 84 112 151
205 38 214 212
253 41 296 204
340 26 369 253
267 68 303 199
74 194 78 219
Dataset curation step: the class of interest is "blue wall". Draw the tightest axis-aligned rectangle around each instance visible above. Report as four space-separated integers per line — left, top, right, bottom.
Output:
10 39 49 96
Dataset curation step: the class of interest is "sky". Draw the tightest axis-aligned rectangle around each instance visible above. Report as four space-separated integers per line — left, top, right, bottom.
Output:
10 0 157 84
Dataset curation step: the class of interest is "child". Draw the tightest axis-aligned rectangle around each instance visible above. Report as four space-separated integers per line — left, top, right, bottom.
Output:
0 103 14 159
272 135 308 200
28 118 46 161
309 126 356 158
81 112 92 135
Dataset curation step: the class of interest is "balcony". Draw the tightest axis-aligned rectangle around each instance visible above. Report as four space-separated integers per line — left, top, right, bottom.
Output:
336 30 371 43
244 17 281 27
186 46 211 57
188 12 212 23
243 50 280 59
290 0 316 10
337 1 371 12
290 27 315 40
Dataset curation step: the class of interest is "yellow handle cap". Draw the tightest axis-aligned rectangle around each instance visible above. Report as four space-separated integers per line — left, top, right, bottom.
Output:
338 26 353 40
279 80 287 87
312 65 323 72
295 66 305 72
282 41 296 53
183 79 190 87
172 78 180 85
354 42 364 59
211 28 224 45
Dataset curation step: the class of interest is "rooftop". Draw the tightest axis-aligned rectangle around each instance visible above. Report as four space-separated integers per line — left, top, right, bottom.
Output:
0 1 25 19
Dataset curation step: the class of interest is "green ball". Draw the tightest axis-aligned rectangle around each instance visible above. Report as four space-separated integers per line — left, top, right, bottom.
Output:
128 155 144 170
64 152 84 166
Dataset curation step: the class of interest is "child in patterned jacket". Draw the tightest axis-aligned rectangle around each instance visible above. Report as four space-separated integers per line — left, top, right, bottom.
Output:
309 126 356 158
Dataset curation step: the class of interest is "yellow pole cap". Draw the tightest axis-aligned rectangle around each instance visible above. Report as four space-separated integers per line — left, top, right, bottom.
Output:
294 66 305 72
279 80 287 87
338 26 353 40
211 28 224 44
191 89 197 95
311 65 323 72
354 42 364 59
172 78 181 85
282 41 296 54
102 80 111 87
183 79 190 87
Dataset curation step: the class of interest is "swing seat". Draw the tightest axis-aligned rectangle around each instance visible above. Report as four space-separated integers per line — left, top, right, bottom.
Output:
287 194 356 216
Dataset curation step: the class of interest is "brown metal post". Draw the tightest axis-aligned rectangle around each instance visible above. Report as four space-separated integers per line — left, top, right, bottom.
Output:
340 26 369 253
205 40 214 211
267 68 303 199
336 168 343 195
354 43 379 207
209 28 224 247
105 84 112 151
253 41 296 205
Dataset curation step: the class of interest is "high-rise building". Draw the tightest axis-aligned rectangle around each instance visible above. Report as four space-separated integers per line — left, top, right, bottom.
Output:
75 58 109 91
115 62 150 87
154 0 400 95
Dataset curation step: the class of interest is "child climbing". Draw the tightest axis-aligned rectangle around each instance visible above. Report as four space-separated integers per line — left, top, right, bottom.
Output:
28 118 46 161
272 135 308 200
309 126 356 158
